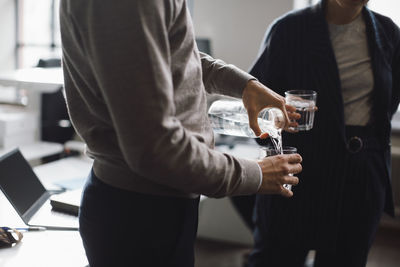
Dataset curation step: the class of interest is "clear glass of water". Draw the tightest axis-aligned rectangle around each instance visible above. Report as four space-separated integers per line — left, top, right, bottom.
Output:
259 146 297 191
285 90 317 131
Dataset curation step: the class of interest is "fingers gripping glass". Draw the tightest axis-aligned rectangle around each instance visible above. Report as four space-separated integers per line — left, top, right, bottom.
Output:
259 146 298 191
285 90 317 131
0 227 23 248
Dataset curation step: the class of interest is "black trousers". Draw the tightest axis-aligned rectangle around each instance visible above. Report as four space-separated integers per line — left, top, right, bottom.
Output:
249 126 387 267
230 195 256 231
79 170 200 267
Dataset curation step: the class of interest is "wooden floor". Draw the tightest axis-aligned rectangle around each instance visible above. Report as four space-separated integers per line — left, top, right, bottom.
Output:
194 224 400 267
366 226 400 267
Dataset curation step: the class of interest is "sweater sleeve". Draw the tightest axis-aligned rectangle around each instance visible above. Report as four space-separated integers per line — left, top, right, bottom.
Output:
65 0 261 197
200 52 255 98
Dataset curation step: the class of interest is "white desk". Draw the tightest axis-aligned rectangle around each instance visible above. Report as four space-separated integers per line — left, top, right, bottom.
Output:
0 230 88 267
0 68 65 161
34 155 93 189
0 67 63 93
0 67 64 121
0 156 91 266
0 191 87 267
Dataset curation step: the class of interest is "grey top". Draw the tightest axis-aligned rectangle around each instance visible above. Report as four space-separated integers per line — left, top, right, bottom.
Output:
59 0 261 198
328 14 374 126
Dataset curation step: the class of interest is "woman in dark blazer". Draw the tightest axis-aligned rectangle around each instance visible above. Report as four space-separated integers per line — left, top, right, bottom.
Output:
248 0 400 266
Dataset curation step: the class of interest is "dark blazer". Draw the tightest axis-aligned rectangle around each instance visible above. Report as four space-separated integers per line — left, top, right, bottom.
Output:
250 0 400 249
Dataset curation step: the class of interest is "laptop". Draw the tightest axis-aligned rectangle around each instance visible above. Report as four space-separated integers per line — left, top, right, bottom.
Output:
0 148 79 230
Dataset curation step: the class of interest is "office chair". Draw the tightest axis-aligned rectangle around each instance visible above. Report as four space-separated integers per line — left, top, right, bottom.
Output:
37 58 75 144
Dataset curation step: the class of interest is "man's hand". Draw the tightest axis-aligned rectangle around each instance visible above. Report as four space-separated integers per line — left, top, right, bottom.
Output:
242 80 300 137
257 153 302 197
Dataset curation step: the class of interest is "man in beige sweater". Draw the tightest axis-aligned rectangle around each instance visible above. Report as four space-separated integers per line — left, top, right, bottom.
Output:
60 1 302 266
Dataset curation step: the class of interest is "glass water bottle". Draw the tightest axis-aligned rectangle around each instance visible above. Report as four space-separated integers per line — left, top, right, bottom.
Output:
208 99 284 138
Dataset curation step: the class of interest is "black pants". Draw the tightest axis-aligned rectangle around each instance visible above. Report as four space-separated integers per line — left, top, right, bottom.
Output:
249 127 387 267
79 170 200 267
230 195 256 231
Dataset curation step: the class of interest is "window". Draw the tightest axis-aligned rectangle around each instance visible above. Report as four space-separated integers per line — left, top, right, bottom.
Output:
16 0 61 68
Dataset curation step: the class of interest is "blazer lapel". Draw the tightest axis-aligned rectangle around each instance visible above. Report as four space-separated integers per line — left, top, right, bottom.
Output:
363 8 391 132
307 1 346 141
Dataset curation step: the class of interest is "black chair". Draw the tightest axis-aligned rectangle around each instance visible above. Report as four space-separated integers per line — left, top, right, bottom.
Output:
37 58 75 144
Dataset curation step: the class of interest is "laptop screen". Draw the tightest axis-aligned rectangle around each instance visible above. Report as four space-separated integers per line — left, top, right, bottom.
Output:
0 149 47 218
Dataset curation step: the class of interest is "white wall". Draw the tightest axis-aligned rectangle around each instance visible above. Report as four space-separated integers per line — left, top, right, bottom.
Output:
0 0 15 71
0 0 294 72
369 0 400 26
193 0 293 71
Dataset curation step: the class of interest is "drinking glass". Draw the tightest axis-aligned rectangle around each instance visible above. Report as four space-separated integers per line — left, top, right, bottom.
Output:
259 146 297 191
285 90 317 131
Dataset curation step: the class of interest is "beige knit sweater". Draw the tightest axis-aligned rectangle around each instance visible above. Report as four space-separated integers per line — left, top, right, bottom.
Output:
60 0 260 198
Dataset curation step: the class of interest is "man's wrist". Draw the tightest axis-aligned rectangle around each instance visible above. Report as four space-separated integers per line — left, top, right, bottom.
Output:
242 79 258 98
